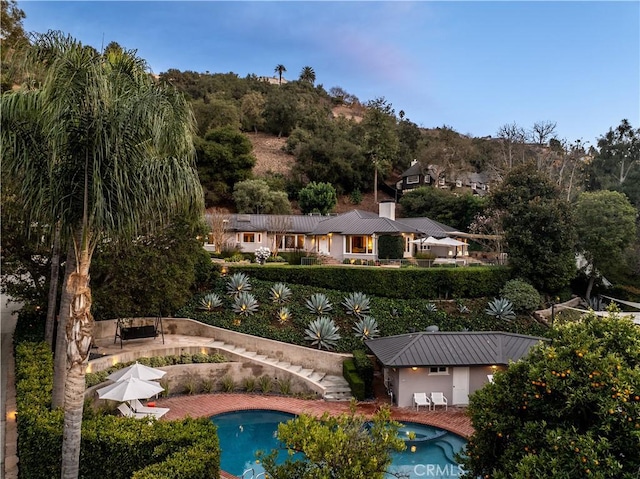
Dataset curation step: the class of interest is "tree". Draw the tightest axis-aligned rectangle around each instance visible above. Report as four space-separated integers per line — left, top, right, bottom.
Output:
574 190 637 299
586 119 640 208
260 404 405 479
274 63 286 85
205 207 232 254
263 86 299 137
530 120 557 145
399 186 486 232
491 163 577 294
267 215 293 256
360 97 399 203
461 311 640 478
298 181 337 215
1 32 204 478
194 126 256 206
298 65 316 85
0 0 27 91
496 122 527 171
233 179 292 214
240 91 265 133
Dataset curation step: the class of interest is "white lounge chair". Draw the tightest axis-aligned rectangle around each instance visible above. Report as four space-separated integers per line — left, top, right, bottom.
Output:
130 398 170 418
413 392 431 411
430 392 448 411
117 402 154 419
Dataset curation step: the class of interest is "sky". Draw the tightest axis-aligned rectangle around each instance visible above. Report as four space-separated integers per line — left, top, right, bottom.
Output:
19 1 640 146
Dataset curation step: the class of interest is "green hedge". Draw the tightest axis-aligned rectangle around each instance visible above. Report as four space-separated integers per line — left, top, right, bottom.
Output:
228 265 511 299
353 350 374 398
343 359 365 400
378 235 404 259
15 342 220 479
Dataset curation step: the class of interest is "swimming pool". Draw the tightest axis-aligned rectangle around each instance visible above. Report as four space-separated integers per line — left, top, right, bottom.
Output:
211 409 467 478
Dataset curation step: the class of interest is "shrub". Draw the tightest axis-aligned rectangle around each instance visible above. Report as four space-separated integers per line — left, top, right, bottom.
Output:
377 235 404 259
305 293 333 316
500 279 541 312
353 350 374 398
242 377 256 392
227 265 510 300
486 298 516 321
304 316 341 350
15 342 220 479
254 246 271 265
277 377 292 395
352 316 380 340
342 359 365 400
342 292 371 318
258 375 273 394
220 375 235 392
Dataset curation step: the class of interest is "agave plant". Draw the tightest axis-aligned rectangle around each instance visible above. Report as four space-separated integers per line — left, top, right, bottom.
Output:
198 293 223 311
276 307 292 324
456 300 470 314
270 282 292 304
226 272 252 297
305 293 333 316
425 303 438 314
485 298 516 322
232 292 259 316
304 316 341 350
342 292 371 318
352 316 380 341
588 296 604 311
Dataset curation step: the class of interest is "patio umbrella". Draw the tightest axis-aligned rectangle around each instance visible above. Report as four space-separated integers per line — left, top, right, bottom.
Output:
409 236 441 245
435 237 467 247
97 377 165 402
107 361 166 382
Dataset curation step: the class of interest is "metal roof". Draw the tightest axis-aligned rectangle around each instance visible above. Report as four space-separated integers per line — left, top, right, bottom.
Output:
310 210 423 235
224 214 327 233
394 217 458 238
365 331 547 367
220 210 457 238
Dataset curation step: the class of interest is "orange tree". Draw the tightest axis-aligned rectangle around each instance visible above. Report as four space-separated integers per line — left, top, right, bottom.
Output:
461 311 640 478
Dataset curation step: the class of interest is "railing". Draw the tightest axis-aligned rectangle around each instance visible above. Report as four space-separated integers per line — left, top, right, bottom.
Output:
301 257 322 266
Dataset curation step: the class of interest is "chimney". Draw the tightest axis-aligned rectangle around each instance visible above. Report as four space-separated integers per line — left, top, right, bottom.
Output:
379 200 395 221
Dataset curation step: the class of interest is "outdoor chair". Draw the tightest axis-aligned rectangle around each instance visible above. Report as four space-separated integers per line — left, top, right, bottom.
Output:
413 392 431 411
117 402 155 419
130 398 170 418
430 392 448 411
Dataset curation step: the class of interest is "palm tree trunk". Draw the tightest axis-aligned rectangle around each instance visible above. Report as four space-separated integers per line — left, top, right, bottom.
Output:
60 247 94 479
52 234 78 408
45 222 62 348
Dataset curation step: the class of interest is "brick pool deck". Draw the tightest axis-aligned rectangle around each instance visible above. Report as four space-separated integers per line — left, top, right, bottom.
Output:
154 393 473 479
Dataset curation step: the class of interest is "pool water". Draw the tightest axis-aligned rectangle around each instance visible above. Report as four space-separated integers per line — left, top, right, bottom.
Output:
211 410 467 479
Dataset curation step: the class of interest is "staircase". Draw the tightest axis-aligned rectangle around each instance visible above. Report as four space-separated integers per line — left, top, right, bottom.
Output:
208 339 353 401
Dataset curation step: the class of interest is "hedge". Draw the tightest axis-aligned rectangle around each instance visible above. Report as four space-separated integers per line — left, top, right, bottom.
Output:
342 359 365 400
353 350 374 398
228 265 511 299
15 342 220 479
377 235 404 259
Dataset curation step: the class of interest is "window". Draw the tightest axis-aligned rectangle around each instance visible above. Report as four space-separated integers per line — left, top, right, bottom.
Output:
242 233 255 243
428 366 449 375
425 175 431 184
345 235 373 254
406 175 420 185
420 244 431 251
471 182 477 190
279 234 305 250
438 177 446 186
455 179 462 188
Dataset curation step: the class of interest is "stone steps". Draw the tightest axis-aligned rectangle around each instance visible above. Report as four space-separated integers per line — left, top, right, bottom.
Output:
209 338 353 401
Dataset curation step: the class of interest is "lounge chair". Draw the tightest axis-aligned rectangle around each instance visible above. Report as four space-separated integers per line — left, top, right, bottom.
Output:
430 392 448 411
117 402 155 419
130 398 170 418
413 392 431 411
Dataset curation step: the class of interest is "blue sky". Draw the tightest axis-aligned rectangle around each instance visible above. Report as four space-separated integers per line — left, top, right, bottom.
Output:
20 1 640 145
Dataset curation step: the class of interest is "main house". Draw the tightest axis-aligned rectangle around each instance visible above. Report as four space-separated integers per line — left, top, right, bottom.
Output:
365 331 547 407
206 201 470 263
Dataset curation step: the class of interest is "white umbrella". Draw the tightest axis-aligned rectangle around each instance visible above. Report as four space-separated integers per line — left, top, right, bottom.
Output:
97 377 165 402
107 361 166 382
436 237 467 247
409 236 441 245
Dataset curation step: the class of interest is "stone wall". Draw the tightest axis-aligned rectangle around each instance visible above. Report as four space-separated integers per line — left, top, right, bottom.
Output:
94 317 350 374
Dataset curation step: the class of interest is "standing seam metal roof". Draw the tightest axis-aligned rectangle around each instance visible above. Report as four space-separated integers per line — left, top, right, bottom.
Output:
365 332 547 367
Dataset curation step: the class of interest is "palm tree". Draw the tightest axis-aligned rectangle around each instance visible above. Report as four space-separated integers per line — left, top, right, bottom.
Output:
274 63 286 85
299 65 316 85
1 32 203 478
